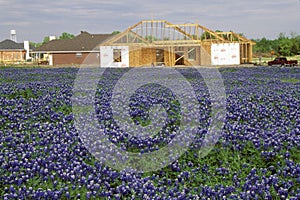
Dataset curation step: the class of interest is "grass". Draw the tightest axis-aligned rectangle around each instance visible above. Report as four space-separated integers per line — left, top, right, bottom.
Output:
281 78 300 84
0 65 42 69
0 88 42 99
0 77 13 83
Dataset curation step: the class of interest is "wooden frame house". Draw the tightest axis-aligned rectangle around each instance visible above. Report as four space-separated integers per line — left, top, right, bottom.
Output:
99 20 255 67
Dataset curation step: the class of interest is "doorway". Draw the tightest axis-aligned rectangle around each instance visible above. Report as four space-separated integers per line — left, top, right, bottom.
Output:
156 49 164 65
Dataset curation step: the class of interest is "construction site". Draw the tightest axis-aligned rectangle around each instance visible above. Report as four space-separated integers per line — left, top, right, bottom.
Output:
100 20 255 67
3 20 255 67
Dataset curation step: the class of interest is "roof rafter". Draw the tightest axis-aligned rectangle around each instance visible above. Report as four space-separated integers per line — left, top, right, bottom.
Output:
216 31 255 44
100 20 254 47
101 21 145 45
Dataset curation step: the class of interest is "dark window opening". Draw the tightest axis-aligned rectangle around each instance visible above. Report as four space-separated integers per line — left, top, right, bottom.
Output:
113 49 122 62
175 52 184 65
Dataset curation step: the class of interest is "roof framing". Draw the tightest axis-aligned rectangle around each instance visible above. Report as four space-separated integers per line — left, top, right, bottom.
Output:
216 31 256 44
101 20 254 47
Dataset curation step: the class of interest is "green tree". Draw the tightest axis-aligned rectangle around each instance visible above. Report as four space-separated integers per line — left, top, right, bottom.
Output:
271 39 280 55
30 41 42 48
112 31 121 35
43 36 50 44
201 31 215 40
290 33 300 55
145 35 157 42
251 32 300 56
277 33 293 56
278 40 292 56
59 32 75 39
253 37 274 54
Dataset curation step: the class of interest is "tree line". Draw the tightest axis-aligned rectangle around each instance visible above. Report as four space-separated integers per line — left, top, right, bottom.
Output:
252 32 300 56
31 32 76 48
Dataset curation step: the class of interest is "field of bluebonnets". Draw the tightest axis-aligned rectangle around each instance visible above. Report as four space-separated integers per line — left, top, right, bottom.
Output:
0 66 299 199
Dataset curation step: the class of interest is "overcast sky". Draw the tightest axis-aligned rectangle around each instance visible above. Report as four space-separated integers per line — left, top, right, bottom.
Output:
0 0 299 43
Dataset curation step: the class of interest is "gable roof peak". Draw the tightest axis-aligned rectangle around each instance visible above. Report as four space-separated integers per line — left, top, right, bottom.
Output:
33 32 114 52
0 39 25 50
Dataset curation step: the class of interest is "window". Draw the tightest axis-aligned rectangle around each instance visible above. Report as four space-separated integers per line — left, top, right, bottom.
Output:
113 49 122 62
76 52 82 58
188 48 196 60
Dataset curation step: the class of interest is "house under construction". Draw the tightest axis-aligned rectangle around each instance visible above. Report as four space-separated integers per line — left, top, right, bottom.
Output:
99 20 255 67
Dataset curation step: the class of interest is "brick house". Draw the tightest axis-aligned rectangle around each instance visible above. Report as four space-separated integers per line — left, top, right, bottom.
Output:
0 39 31 64
32 31 113 65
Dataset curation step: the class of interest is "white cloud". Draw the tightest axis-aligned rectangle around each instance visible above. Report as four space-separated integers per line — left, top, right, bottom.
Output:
0 0 300 42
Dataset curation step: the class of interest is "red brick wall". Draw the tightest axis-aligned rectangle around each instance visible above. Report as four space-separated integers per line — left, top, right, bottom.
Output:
53 52 100 65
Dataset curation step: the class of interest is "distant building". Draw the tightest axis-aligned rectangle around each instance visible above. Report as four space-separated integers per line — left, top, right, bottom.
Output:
32 20 255 67
0 39 32 64
32 31 113 65
100 20 255 67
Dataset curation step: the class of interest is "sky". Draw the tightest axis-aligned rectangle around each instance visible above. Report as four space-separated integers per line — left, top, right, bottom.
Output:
0 0 300 43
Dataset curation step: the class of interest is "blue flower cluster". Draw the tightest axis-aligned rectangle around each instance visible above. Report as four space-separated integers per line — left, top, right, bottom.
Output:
0 67 299 199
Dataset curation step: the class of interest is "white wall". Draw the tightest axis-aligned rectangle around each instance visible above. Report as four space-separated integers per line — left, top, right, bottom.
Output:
48 54 53 66
211 43 240 65
24 41 30 60
100 46 129 67
49 36 56 41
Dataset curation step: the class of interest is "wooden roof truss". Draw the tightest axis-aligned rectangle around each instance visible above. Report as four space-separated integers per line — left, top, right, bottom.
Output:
216 31 255 44
101 20 254 47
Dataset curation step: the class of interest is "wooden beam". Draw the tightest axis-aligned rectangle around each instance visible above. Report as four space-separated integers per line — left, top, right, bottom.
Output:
128 30 150 44
168 23 227 42
101 21 143 45
175 54 185 63
165 21 195 40
195 24 226 42
141 20 167 23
